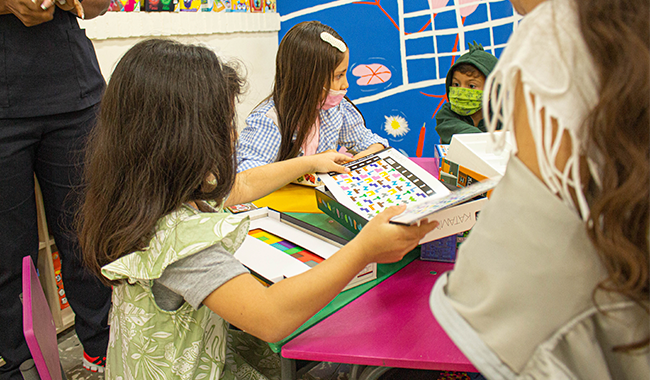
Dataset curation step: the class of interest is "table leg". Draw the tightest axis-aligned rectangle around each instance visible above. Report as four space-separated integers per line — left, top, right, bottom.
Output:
296 361 319 378
349 364 366 380
281 356 296 380
358 366 392 380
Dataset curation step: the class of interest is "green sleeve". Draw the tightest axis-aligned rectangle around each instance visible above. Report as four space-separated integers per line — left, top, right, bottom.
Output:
435 103 484 144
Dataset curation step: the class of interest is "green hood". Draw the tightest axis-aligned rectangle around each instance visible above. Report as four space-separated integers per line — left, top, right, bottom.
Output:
445 41 499 98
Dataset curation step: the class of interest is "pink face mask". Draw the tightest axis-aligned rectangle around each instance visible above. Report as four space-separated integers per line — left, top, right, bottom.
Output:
322 88 347 110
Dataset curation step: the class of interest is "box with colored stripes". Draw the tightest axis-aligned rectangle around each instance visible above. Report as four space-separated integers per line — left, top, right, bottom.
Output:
234 208 377 291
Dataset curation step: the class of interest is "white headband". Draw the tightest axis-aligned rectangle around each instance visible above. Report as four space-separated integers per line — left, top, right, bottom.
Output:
320 32 347 53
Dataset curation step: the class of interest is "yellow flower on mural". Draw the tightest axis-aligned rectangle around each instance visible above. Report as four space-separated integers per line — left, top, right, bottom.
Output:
384 115 410 137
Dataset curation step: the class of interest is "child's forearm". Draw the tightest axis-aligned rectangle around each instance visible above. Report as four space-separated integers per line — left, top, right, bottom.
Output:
352 143 385 160
226 152 349 206
225 156 319 206
203 206 434 343
257 239 371 341
365 143 386 153
203 239 370 343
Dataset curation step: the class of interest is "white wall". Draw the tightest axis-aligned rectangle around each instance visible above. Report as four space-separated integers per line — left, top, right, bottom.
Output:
79 12 280 130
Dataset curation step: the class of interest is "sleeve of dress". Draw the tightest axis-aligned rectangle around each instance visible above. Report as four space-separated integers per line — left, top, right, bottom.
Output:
237 104 283 173
337 99 389 153
155 244 250 310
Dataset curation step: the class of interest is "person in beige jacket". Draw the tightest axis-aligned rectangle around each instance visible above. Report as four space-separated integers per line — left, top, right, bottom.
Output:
430 0 649 379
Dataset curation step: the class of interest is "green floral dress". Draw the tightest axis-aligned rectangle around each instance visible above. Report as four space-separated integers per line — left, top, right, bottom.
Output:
101 205 280 380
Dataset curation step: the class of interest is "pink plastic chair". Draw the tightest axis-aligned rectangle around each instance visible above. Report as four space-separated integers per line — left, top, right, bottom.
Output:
22 256 65 380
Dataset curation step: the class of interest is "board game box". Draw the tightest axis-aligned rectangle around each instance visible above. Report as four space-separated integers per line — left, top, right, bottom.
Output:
317 147 496 243
319 147 451 219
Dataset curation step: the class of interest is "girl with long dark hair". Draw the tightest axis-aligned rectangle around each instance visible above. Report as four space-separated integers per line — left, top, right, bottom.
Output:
237 21 388 174
79 38 438 380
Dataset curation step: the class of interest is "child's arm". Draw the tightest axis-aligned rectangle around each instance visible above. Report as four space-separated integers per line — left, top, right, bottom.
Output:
203 205 438 343
225 150 351 207
351 143 386 160
435 103 484 144
236 107 282 173
338 100 389 157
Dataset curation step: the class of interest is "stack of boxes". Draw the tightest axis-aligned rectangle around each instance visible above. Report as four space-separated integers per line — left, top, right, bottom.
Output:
421 132 512 262
51 251 69 311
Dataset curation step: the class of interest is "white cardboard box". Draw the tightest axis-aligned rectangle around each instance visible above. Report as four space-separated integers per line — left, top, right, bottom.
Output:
234 208 377 291
447 132 513 178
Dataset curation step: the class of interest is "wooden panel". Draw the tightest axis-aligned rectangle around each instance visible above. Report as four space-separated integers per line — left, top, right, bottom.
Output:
59 307 75 334
34 178 75 333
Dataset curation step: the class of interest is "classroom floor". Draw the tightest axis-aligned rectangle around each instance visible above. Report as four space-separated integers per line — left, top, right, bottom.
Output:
57 328 351 380
58 328 104 380
58 329 479 380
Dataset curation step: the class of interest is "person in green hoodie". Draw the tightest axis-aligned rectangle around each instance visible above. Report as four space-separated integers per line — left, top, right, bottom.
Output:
435 42 499 144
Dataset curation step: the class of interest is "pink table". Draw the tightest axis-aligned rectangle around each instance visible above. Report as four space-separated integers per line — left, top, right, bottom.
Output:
281 259 475 378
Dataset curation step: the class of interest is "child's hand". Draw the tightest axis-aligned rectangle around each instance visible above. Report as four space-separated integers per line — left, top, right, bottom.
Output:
309 150 352 174
350 205 439 264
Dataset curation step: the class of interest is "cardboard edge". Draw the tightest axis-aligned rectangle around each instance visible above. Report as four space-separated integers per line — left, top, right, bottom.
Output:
235 207 377 292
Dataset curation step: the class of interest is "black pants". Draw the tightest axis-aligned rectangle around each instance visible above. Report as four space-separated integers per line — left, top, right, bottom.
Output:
0 106 111 380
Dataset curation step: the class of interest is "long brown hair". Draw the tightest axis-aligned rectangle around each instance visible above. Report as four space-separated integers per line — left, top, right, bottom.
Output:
273 21 347 161
78 39 245 284
577 0 649 349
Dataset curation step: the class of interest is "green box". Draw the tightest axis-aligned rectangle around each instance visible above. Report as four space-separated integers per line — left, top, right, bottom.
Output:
315 185 368 235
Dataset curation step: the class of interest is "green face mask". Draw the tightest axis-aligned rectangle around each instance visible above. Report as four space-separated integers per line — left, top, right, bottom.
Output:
448 87 483 116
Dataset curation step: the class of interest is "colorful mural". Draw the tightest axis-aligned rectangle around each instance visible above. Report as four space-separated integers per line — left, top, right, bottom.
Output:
278 0 520 157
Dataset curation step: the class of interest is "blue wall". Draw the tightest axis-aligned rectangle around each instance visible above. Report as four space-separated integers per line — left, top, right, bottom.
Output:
278 0 518 157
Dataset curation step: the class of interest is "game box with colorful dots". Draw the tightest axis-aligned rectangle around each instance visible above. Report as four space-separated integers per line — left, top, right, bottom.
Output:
316 147 490 244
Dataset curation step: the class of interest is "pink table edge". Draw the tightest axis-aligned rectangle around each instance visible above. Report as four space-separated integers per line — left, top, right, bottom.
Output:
281 259 476 372
23 256 62 380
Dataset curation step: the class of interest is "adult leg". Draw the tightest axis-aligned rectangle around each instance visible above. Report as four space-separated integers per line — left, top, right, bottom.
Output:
35 105 111 360
0 118 40 380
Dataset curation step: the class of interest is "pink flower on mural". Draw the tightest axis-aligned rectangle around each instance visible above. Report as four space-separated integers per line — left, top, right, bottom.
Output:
428 0 482 17
428 0 449 10
351 64 392 86
459 0 482 17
